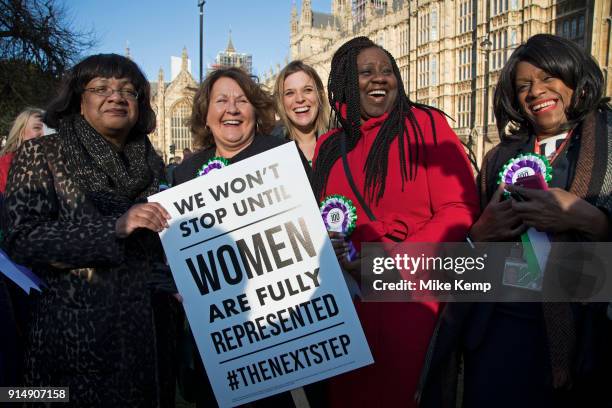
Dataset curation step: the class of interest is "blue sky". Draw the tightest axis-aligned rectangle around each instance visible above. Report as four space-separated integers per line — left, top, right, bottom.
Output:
66 0 331 82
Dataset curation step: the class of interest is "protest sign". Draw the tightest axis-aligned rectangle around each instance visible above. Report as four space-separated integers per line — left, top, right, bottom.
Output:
149 143 373 407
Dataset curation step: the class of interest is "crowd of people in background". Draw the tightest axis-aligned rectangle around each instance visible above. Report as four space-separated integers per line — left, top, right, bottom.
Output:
0 33 610 408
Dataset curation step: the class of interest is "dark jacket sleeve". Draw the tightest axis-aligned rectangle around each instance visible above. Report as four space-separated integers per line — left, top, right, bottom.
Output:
3 140 125 268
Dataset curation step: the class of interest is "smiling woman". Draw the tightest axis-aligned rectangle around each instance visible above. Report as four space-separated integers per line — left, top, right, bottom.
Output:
312 36 479 407
3 53 178 407
80 77 140 146
514 61 575 139
175 67 310 182
356 47 398 120
172 67 311 407
189 67 275 153
205 76 257 156
421 34 612 408
273 60 330 163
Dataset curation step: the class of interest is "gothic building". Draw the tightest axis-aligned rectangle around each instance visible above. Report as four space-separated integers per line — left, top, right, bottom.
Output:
149 48 197 162
262 0 610 164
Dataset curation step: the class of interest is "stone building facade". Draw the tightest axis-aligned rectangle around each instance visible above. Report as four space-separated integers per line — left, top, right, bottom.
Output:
149 48 197 163
262 0 611 165
148 38 256 162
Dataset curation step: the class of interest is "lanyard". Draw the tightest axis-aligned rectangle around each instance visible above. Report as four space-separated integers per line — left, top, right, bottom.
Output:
533 129 573 165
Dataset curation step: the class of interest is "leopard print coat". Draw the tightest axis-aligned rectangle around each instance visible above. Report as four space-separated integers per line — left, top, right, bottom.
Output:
3 134 172 407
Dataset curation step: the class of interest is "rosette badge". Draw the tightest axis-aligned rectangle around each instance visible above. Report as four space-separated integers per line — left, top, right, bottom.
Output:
320 195 358 261
320 194 357 234
197 156 230 177
498 153 552 186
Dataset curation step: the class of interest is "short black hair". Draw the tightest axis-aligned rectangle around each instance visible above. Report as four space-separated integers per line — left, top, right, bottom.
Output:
45 53 156 135
494 34 607 139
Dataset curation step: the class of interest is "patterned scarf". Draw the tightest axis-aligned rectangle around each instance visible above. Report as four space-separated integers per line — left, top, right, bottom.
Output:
58 114 163 217
480 108 612 388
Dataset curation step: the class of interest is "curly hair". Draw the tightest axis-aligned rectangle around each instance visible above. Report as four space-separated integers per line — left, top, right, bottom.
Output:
191 67 275 149
312 36 439 203
493 34 609 140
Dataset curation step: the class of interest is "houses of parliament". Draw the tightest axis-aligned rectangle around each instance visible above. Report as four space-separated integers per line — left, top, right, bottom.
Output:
151 0 611 165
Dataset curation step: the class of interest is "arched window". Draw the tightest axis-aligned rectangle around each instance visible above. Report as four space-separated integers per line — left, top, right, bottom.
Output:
171 99 191 151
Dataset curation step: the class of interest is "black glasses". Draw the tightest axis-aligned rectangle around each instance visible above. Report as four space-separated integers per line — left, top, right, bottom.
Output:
84 86 139 100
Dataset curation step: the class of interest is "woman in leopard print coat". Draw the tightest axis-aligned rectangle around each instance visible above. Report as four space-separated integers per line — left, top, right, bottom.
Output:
3 54 176 407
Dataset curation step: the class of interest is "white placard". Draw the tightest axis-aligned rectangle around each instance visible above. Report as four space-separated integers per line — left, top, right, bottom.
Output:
149 143 373 407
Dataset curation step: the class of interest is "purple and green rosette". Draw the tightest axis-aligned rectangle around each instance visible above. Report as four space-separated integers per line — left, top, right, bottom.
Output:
320 194 358 261
498 153 552 188
498 153 553 290
197 156 229 177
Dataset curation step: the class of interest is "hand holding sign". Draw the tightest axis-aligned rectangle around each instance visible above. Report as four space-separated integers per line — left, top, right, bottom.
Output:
149 143 372 407
115 202 171 238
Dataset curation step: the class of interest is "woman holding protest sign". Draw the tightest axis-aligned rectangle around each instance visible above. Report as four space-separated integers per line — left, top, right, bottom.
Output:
420 34 612 408
173 67 296 183
273 60 329 164
173 67 312 407
311 36 479 407
2 54 177 406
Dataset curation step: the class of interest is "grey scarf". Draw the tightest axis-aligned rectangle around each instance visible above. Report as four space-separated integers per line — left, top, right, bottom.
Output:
59 114 163 216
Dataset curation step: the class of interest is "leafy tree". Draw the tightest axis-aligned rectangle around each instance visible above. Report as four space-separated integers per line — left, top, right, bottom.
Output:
0 0 95 136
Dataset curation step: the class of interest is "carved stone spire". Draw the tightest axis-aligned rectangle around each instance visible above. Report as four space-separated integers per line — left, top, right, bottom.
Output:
181 47 188 71
291 1 298 35
301 0 312 27
226 30 235 53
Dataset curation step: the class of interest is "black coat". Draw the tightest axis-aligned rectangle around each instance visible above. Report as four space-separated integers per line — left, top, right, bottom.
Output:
3 134 171 407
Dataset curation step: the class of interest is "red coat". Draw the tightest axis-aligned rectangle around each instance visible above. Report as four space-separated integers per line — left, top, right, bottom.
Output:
0 153 15 194
313 108 479 407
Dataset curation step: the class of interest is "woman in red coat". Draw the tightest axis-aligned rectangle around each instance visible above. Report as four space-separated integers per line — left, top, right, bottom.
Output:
312 36 479 407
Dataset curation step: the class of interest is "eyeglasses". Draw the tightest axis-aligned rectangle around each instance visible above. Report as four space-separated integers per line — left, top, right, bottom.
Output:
84 86 139 100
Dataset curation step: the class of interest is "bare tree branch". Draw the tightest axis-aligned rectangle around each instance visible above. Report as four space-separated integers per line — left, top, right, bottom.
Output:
0 0 96 136
0 0 96 75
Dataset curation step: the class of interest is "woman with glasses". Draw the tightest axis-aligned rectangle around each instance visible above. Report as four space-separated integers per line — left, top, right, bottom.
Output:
2 54 176 407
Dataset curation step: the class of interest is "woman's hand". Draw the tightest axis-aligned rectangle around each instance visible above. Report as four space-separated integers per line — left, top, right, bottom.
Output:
115 202 171 238
329 231 349 260
469 183 527 241
341 257 361 283
328 231 361 281
507 185 609 239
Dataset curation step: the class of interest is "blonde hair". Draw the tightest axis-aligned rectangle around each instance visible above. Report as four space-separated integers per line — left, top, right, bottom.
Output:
2 108 44 155
273 61 329 140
